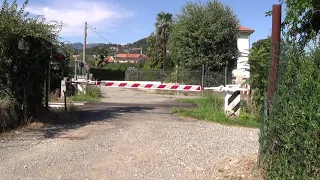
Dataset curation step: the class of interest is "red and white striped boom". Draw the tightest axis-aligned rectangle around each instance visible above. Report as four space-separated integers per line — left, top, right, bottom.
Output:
91 81 201 91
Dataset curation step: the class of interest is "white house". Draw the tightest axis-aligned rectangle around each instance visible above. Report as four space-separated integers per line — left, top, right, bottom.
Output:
232 26 255 86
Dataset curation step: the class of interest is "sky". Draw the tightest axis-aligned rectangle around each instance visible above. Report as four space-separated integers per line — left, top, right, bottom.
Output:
17 0 285 45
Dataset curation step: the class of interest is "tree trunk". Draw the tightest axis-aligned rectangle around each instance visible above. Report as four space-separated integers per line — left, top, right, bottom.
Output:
163 39 167 72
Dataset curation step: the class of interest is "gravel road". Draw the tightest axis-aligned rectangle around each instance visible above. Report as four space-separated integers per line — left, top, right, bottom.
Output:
0 87 259 180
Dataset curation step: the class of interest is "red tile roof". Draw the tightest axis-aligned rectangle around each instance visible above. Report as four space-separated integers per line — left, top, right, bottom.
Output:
114 54 147 59
107 56 113 63
237 26 254 32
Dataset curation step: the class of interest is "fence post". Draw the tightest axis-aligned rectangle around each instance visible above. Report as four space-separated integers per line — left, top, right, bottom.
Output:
259 3 282 168
176 65 179 97
201 65 205 97
175 65 178 84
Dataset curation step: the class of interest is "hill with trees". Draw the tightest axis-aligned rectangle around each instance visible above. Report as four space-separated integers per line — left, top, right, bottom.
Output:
67 38 147 56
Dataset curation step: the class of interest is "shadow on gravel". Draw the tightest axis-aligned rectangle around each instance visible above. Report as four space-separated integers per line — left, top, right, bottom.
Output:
38 105 154 139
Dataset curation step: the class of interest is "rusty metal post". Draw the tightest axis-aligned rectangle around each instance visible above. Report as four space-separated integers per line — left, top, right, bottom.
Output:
267 4 282 104
259 4 282 167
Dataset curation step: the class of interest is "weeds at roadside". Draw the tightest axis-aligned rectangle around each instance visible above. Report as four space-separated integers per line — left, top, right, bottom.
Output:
68 86 101 102
171 96 259 128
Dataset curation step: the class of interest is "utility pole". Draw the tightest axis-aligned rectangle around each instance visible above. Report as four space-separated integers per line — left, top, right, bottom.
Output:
83 22 87 78
74 57 78 81
83 22 87 63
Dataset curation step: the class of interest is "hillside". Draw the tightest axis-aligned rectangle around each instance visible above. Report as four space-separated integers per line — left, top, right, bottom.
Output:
68 37 147 55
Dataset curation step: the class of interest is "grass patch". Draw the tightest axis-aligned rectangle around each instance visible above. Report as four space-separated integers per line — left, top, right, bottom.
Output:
171 96 259 128
68 86 101 102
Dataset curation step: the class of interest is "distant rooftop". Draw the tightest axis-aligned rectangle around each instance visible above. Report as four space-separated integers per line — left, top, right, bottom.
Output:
237 26 254 35
114 54 148 59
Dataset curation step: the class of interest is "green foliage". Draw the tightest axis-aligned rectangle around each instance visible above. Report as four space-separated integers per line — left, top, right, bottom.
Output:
69 86 101 102
260 40 320 179
104 63 141 71
145 33 163 69
169 0 239 70
90 63 143 81
0 0 66 122
96 46 109 68
155 11 173 71
131 37 147 53
50 44 73 91
172 96 259 128
90 68 125 81
74 38 147 56
84 44 116 56
248 37 271 112
270 0 320 45
126 69 164 81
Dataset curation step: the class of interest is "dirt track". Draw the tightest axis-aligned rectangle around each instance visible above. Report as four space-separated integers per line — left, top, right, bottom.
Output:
0 87 259 180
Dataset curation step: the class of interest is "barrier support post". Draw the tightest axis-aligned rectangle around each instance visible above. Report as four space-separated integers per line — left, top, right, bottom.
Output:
64 90 67 112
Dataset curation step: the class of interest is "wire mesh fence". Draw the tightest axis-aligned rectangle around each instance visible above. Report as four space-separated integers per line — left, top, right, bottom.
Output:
125 67 230 87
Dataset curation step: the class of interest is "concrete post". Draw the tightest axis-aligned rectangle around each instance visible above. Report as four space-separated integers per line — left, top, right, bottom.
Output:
60 78 67 98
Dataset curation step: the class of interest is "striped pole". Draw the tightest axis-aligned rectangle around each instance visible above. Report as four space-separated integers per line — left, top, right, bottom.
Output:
224 90 241 116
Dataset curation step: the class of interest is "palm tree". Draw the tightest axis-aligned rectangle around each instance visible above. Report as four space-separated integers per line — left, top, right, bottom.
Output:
96 46 108 68
155 11 173 72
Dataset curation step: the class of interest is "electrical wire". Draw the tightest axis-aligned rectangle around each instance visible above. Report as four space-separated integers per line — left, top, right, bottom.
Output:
87 24 112 44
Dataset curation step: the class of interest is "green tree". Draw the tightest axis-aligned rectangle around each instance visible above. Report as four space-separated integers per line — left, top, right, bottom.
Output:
96 46 108 68
268 0 320 45
155 11 173 71
248 37 271 113
260 39 320 179
0 0 66 122
144 33 163 69
169 0 239 71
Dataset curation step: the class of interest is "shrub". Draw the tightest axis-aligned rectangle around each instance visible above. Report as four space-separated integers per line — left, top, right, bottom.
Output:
172 96 259 128
69 86 101 102
85 86 101 99
248 37 270 114
260 41 320 179
90 68 125 81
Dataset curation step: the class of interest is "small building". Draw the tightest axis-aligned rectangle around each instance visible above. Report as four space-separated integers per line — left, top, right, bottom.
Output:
113 54 148 63
232 26 255 89
107 56 113 63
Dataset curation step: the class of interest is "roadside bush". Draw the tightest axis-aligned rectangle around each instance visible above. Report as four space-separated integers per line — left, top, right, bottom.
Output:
104 62 142 71
69 85 101 102
172 95 259 128
90 68 125 81
85 86 101 99
260 41 320 179
248 37 270 114
0 0 66 123
126 69 163 81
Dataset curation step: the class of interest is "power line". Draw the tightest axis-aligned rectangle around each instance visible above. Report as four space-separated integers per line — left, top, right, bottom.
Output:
87 24 112 44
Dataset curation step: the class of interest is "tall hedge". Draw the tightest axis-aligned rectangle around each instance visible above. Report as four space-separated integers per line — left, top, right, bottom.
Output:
0 0 66 122
260 40 320 179
248 37 270 113
90 68 125 81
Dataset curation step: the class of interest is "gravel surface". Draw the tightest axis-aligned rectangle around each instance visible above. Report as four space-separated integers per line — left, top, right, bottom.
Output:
0 87 259 180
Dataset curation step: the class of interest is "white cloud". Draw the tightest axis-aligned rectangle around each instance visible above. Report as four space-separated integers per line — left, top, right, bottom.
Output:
26 0 133 36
